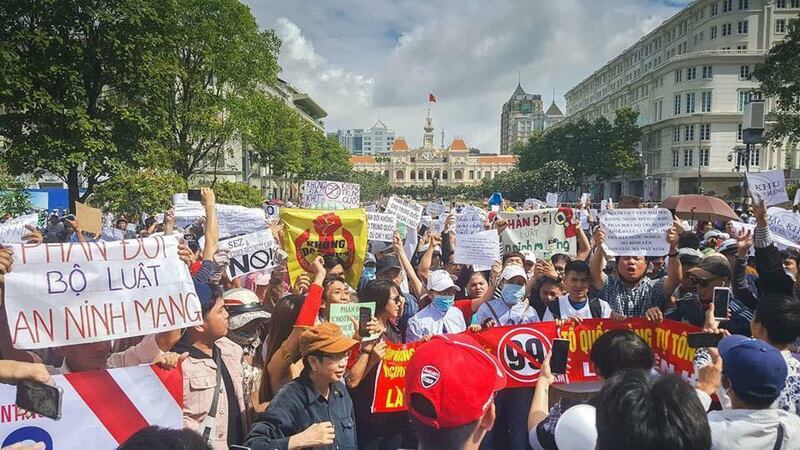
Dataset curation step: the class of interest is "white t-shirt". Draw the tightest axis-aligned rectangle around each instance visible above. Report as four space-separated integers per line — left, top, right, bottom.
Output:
540 295 612 322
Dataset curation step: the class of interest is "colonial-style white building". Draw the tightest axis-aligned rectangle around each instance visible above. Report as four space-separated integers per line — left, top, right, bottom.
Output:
561 0 799 200
351 111 517 186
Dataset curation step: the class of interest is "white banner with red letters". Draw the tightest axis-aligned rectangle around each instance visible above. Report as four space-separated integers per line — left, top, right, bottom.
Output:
0 364 183 449
3 236 201 349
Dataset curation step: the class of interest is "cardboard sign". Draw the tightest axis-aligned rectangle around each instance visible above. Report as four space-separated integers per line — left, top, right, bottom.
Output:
329 302 377 339
747 169 790 206
454 229 501 267
4 236 201 349
545 193 559 207
302 180 360 210
371 319 700 413
221 229 278 279
600 208 673 257
497 208 577 260
75 201 103 236
385 197 424 229
281 208 368 287
767 207 800 244
0 213 39 243
0 364 182 448
367 212 397 243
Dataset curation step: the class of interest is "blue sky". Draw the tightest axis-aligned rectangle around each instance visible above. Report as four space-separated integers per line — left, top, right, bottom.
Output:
243 0 692 153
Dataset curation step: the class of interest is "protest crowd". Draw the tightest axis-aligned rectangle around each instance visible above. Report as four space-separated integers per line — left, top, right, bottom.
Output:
2 179 800 450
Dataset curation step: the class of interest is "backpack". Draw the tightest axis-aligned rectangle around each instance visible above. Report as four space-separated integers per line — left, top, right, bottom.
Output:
547 296 602 319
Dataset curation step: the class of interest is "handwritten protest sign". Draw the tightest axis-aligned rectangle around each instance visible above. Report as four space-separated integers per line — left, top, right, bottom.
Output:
766 207 800 244
3 236 200 349
497 209 577 260
367 212 397 242
385 197 424 229
0 213 38 243
329 302 377 339
425 201 447 217
454 211 485 235
747 169 790 206
600 208 673 257
454 230 500 267
221 229 278 279
371 319 700 413
730 221 800 253
76 201 103 236
302 180 360 210
173 194 266 239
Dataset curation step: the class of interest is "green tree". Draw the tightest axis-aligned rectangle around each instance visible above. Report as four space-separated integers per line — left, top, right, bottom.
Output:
0 0 177 212
0 191 32 218
237 94 304 177
212 181 264 207
158 0 281 179
754 18 800 142
90 169 187 217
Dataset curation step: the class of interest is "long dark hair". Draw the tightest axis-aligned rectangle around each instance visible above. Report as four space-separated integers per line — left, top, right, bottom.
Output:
360 279 401 318
258 294 304 403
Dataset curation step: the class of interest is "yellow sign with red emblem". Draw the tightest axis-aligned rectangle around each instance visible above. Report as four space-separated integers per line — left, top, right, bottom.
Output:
280 208 368 287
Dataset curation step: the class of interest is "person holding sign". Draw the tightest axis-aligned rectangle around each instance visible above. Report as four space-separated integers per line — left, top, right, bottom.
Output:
245 322 359 450
406 270 466 342
590 223 682 318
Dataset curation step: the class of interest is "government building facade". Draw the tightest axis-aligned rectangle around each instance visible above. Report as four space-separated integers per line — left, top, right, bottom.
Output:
350 111 517 186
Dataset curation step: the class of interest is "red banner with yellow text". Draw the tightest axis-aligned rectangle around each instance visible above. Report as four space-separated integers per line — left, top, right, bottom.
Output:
370 319 700 413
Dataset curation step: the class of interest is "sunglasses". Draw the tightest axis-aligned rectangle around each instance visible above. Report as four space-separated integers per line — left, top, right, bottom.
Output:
687 275 710 287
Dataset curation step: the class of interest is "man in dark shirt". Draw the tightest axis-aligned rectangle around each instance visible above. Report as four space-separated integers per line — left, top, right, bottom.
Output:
245 322 359 450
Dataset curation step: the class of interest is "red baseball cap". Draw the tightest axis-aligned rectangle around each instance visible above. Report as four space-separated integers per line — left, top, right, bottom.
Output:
406 334 507 429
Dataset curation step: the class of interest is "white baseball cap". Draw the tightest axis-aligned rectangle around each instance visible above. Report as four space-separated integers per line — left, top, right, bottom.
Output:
500 265 527 282
427 270 460 292
520 250 536 263
554 404 597 450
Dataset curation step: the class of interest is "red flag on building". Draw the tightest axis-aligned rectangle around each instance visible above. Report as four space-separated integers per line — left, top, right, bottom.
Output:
429 93 437 103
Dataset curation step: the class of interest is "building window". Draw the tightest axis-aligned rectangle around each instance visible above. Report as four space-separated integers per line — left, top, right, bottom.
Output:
455 170 463 180
701 124 711 141
701 91 712 112
396 170 404 180
410 157 416 162
723 0 732 11
687 67 697 80
739 65 751 79
793 0 800 8
776 19 787 33
468 170 474 180
673 150 680 167
655 99 663 121
722 23 732 36
700 148 710 166
673 126 681 142
738 20 748 34
685 124 695 141
711 25 718 39
739 0 748 8
484 171 490 179
684 148 694 166
710 3 718 15
737 44 748 50
674 95 681 115
776 0 786 7
686 93 696 113
410 171 416 180
751 148 761 166
737 123 743 141
675 69 683 83
442 171 448 180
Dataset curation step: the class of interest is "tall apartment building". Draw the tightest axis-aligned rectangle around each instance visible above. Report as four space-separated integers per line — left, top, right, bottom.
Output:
500 84 544 155
332 121 396 155
561 0 799 200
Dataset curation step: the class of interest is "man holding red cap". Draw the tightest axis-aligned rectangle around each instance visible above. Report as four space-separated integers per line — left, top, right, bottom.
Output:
406 333 507 449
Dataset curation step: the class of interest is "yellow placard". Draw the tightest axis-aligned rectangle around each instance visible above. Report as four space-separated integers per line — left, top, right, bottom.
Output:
280 208 367 287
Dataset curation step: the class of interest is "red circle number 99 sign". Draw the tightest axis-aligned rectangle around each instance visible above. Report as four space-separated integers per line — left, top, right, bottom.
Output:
496 327 552 384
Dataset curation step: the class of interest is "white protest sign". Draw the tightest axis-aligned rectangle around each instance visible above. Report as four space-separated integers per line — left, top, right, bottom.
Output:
600 208 673 257
430 216 445 235
730 221 800 253
454 230 500 267
794 189 800 206
426 202 447 217
580 193 591 205
3 236 201 349
264 204 280 219
455 212 486 235
173 194 266 239
524 198 547 209
385 197 424 229
747 170 790 206
302 180 360 210
367 212 397 242
221 229 278 279
767 207 800 244
497 209 577 260
546 193 559 207
600 199 608 211
364 203 378 213
0 213 38 243
100 227 126 242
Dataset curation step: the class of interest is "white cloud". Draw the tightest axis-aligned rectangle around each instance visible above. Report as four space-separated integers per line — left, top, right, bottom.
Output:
245 0 686 153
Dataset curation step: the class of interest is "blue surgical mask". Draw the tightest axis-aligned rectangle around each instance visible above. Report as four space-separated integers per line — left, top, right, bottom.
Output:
432 294 455 312
362 266 376 281
501 284 526 305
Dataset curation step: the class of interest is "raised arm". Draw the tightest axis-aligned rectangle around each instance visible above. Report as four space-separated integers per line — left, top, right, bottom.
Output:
201 188 217 261
662 222 682 296
732 229 759 309
417 233 440 282
575 223 591 261
393 232 424 299
590 228 608 291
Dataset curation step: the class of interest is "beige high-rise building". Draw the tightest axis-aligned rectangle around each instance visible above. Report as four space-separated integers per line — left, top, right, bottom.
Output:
500 83 564 154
